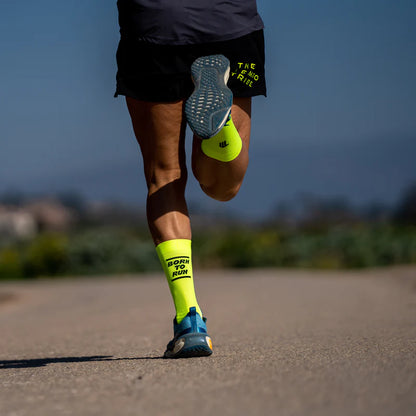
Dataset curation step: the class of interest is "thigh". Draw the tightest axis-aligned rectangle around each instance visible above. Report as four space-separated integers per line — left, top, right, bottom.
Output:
126 97 187 187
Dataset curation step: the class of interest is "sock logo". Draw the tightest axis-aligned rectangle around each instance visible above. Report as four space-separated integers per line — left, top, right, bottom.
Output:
219 140 229 148
167 256 190 281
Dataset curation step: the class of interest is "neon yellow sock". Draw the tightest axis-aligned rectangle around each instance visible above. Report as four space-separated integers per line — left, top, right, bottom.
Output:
156 239 202 323
201 116 242 162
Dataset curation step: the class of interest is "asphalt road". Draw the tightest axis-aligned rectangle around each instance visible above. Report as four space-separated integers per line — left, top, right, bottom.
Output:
1 267 415 416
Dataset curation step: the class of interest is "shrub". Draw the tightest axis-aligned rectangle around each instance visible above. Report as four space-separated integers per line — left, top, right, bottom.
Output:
23 233 68 277
0 248 23 279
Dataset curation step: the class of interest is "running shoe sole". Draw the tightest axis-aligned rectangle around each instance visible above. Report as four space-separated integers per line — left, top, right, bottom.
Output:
185 55 233 139
164 332 213 359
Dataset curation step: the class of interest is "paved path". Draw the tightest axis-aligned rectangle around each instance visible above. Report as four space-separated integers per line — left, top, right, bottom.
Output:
1 267 415 416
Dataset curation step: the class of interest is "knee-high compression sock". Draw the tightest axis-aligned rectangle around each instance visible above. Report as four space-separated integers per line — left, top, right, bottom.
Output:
156 239 202 323
201 116 242 162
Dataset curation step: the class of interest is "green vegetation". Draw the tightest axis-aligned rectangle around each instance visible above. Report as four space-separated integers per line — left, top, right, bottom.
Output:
0 228 160 279
194 224 416 269
0 224 415 279
1 184 415 279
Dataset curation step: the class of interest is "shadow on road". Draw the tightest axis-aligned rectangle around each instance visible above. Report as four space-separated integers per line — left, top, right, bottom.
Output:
0 355 164 369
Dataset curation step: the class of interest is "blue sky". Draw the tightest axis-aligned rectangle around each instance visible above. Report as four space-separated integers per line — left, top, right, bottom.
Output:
0 0 415 217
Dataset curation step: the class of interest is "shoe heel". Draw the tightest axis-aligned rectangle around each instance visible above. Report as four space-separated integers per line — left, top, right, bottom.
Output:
165 333 213 358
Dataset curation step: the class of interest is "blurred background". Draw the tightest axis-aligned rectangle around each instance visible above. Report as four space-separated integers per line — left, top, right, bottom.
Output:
0 0 415 278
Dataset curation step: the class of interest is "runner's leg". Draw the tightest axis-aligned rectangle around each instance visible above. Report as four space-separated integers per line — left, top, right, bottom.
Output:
126 97 202 323
192 97 252 201
126 98 190 245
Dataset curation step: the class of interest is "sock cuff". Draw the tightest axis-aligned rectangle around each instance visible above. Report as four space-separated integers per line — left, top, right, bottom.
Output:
200 116 242 162
156 239 191 256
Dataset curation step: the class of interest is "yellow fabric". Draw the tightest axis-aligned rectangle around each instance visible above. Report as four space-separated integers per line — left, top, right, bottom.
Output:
201 116 242 162
156 239 202 323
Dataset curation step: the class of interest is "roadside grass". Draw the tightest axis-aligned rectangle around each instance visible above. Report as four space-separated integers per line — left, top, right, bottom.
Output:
1 224 415 279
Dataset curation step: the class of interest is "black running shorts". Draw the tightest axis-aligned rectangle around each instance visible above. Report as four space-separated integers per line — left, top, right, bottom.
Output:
115 30 267 102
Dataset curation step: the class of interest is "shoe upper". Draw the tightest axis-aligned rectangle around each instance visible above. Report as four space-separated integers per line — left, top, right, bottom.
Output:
173 307 207 339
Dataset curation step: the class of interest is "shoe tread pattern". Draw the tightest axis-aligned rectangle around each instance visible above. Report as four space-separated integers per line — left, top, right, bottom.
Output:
185 55 233 139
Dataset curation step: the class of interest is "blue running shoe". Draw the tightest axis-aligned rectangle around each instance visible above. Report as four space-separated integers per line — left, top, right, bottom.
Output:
164 307 213 358
185 55 233 139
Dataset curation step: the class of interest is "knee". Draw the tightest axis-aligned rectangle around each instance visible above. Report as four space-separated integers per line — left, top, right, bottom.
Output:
200 182 242 202
147 164 187 194
193 162 245 201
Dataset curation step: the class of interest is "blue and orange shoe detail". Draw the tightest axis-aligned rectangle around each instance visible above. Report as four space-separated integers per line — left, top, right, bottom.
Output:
164 307 213 358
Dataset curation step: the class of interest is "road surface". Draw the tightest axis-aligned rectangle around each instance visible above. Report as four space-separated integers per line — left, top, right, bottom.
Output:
1 267 415 415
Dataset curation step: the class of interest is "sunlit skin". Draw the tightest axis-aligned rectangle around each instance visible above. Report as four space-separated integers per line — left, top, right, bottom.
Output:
126 96 252 246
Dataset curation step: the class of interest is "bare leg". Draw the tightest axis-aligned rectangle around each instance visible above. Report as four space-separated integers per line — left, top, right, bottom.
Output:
192 97 252 201
126 97 190 245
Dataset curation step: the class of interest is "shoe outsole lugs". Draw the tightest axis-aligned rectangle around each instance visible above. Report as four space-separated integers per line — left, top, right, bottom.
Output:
185 55 233 139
